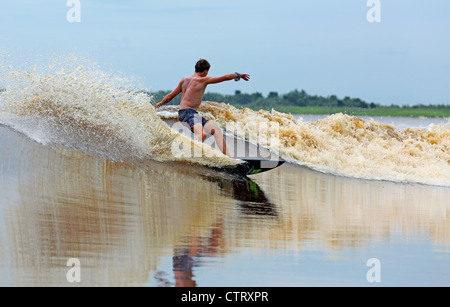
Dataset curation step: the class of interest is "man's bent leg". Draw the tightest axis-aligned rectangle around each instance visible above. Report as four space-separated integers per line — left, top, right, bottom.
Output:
193 123 206 142
204 122 231 157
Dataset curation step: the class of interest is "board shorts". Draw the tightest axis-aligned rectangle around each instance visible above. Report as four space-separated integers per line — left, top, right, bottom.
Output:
178 108 209 132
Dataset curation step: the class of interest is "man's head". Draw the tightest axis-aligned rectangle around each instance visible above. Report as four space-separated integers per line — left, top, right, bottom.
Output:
195 59 210 76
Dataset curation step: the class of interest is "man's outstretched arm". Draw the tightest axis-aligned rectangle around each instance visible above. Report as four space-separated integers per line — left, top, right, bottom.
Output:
154 81 182 108
205 73 250 84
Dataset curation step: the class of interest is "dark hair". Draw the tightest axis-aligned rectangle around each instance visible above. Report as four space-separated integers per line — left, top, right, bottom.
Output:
195 59 210 73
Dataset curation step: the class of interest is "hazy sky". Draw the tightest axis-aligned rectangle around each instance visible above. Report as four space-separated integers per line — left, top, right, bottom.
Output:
1 0 449 105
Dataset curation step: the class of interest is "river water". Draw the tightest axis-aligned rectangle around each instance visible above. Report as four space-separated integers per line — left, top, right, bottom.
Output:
0 61 448 286
0 115 449 287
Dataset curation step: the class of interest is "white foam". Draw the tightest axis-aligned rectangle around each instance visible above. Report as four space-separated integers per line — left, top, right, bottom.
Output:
0 56 238 168
200 102 450 186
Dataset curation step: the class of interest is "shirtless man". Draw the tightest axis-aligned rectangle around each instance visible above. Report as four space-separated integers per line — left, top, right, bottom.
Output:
155 59 250 157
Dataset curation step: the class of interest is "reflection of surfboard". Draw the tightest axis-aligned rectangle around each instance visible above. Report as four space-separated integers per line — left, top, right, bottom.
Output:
213 159 285 176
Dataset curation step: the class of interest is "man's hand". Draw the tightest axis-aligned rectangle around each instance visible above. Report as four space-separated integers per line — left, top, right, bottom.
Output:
240 73 250 81
154 102 163 108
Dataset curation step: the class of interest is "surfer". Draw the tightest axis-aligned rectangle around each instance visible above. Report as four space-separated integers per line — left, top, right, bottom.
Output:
155 59 250 157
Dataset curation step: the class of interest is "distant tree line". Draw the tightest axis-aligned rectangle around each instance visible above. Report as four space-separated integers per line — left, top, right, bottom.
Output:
149 89 386 109
384 103 450 109
149 89 450 110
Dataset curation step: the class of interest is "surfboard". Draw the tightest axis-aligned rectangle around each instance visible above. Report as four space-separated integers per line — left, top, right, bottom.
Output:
213 158 285 177
160 116 285 176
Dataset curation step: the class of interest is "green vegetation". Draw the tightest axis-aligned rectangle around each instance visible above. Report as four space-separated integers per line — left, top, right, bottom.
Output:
271 106 450 118
150 89 450 118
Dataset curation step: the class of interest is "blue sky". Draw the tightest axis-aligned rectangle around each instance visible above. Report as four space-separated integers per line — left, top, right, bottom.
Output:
1 0 449 105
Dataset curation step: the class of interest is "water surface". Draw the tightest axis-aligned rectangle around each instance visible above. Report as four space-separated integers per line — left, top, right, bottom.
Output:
0 122 449 287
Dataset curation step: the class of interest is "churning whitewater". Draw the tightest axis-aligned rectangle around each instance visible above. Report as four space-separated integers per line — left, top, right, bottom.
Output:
0 57 238 168
196 102 450 186
1 58 449 186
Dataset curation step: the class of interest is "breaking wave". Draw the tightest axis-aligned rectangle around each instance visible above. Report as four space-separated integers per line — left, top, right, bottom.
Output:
1 55 449 186
195 102 450 186
0 56 238 168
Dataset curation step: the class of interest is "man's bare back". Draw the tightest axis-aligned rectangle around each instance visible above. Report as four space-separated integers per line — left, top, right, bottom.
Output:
154 59 249 157
179 75 208 110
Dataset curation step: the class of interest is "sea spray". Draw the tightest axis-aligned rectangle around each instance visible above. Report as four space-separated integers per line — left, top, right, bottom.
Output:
0 56 238 167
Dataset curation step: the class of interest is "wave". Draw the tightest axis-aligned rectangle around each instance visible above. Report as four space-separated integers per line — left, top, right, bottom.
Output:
195 101 450 186
1 56 449 186
0 56 238 168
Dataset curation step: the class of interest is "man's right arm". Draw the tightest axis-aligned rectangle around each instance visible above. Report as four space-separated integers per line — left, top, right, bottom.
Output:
205 73 250 84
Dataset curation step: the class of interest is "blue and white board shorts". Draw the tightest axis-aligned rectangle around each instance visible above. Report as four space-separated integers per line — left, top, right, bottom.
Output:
178 108 209 132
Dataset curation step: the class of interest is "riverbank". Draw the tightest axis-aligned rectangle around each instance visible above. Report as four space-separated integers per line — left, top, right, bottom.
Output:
255 105 450 118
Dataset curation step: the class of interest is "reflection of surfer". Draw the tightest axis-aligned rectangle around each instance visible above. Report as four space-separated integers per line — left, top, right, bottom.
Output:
172 217 224 287
155 59 250 157
171 179 278 287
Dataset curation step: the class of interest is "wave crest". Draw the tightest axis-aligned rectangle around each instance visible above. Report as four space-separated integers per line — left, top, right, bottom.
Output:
199 101 450 186
0 56 237 167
